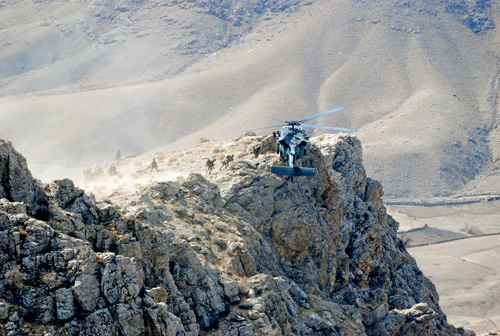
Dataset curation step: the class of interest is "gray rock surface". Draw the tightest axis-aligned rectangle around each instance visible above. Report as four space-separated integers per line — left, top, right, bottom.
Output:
0 140 49 221
0 135 472 335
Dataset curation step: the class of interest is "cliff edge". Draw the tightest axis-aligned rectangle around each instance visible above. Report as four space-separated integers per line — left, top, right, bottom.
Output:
0 136 471 336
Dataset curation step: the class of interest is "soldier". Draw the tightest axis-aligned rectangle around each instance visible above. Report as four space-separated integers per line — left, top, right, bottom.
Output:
252 145 260 158
83 168 94 181
206 158 216 174
109 164 117 176
151 158 159 172
115 150 121 165
220 154 234 170
94 167 104 177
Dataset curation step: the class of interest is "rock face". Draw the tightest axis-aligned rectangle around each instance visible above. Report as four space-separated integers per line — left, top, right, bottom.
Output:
443 0 495 34
0 140 49 221
0 135 471 336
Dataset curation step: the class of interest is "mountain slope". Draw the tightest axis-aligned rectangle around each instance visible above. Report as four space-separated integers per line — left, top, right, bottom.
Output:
0 0 499 198
0 135 471 335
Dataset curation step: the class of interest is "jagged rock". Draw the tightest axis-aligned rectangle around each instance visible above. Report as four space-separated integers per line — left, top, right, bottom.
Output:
81 309 117 336
55 287 75 320
322 134 367 196
0 139 49 220
72 274 101 311
0 199 26 215
22 219 53 256
115 301 146 336
169 241 227 329
99 253 143 304
144 299 186 335
0 136 472 336
0 299 9 320
46 178 98 225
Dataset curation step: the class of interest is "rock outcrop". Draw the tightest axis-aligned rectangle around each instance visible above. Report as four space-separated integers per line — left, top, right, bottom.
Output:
0 135 472 335
443 0 495 34
0 140 49 221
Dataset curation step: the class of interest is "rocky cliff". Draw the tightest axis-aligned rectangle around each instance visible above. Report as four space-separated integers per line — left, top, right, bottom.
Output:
0 136 471 336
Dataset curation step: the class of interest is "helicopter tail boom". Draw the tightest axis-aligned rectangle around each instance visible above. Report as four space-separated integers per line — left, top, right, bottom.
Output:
271 166 316 177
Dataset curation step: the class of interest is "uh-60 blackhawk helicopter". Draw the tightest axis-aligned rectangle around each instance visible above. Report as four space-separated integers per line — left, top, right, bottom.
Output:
230 107 357 177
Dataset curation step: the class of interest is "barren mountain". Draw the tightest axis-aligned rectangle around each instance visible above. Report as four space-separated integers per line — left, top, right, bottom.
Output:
0 135 472 335
0 0 500 198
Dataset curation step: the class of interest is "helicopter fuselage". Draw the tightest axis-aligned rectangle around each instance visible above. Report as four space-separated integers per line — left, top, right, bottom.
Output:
277 126 307 168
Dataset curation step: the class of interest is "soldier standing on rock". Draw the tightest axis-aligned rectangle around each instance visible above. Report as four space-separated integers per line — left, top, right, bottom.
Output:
252 145 260 158
115 150 121 165
109 164 117 176
151 158 159 173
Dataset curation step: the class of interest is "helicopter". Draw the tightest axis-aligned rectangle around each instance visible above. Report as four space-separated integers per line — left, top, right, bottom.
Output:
230 107 357 177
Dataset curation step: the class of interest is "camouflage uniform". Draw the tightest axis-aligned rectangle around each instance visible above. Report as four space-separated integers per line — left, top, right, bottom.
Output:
206 158 216 174
220 155 234 170
151 159 159 172
252 145 260 158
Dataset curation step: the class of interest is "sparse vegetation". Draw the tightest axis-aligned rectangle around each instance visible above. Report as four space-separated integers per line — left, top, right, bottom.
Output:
5 264 23 288
462 225 483 236
156 152 166 160
401 235 412 247
237 275 251 296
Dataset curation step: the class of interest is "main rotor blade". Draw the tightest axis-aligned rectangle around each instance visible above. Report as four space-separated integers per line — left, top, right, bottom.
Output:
230 107 286 123
242 124 287 132
298 107 345 123
302 123 357 132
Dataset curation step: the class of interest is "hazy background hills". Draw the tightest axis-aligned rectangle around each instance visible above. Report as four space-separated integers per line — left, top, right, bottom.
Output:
1 0 500 198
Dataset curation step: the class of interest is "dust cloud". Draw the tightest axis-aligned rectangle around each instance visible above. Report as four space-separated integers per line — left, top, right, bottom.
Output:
73 154 188 200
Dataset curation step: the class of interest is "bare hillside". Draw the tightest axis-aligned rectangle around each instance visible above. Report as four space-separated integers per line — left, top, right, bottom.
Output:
410 235 500 334
0 0 499 198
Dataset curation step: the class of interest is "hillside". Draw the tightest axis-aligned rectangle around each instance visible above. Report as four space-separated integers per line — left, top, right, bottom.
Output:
0 0 500 198
0 135 472 335
410 234 500 335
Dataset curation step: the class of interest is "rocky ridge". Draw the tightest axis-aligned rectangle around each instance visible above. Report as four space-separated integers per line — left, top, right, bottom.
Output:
443 0 495 34
0 136 472 335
